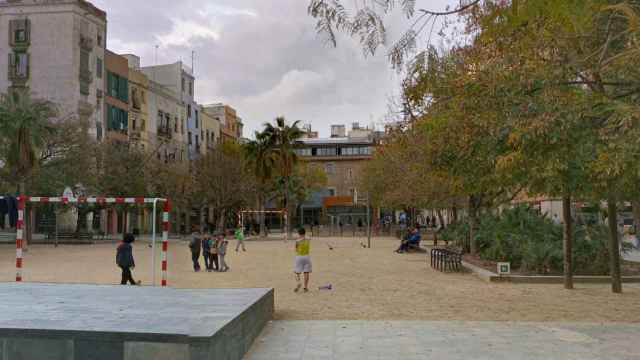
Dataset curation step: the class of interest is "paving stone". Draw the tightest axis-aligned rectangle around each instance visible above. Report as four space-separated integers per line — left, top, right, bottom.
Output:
245 321 640 360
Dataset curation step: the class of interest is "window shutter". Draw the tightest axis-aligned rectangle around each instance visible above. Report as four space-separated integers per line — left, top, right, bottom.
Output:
24 19 30 44
25 53 30 78
119 79 128 103
107 73 112 97
8 53 14 77
8 20 16 46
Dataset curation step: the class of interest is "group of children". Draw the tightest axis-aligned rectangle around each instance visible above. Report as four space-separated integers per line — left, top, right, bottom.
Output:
189 227 246 273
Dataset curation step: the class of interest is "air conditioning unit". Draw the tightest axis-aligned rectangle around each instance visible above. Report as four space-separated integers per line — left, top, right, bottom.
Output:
497 262 511 275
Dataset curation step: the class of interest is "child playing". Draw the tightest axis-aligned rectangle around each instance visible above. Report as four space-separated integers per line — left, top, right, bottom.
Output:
293 228 312 293
218 231 231 272
210 232 221 271
116 233 141 285
235 226 246 252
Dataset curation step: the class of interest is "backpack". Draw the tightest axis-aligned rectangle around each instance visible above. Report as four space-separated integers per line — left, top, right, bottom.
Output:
189 237 200 251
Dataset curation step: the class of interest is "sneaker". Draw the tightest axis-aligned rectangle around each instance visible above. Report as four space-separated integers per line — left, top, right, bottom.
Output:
136 280 142 286
294 284 302 293
303 288 309 293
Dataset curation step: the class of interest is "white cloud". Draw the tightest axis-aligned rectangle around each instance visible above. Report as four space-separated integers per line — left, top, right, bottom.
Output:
157 18 221 48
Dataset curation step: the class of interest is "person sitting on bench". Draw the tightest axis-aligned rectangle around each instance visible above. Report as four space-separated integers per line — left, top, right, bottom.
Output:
395 227 421 253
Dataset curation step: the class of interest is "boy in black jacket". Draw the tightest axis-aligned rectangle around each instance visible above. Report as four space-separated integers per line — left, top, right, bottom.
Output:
116 233 141 285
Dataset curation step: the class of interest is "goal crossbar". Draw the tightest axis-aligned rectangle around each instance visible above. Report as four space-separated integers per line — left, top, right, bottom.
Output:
1 196 171 287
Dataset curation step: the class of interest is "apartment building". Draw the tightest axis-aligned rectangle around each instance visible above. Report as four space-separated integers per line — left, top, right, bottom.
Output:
202 103 243 143
294 124 378 225
0 0 107 139
141 61 199 160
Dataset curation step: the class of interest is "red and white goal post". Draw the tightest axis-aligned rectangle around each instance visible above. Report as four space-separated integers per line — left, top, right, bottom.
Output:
5 196 171 287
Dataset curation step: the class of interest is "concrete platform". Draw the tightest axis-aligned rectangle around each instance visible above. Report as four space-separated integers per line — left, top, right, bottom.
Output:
0 283 274 360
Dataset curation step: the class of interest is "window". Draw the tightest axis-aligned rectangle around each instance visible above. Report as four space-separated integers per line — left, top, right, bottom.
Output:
9 19 30 46
347 168 353 180
296 148 312 156
195 135 199 147
317 147 337 157
325 163 336 175
97 34 103 47
9 52 29 78
327 188 336 197
181 119 185 134
188 132 192 145
15 29 26 43
174 117 179 133
96 122 103 141
195 110 199 128
187 104 192 118
181 77 185 92
96 58 103 78
189 81 193 96
107 105 128 132
107 72 128 102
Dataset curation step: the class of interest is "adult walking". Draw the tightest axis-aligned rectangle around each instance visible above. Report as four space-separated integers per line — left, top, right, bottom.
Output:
293 228 312 293
116 233 141 285
189 227 202 272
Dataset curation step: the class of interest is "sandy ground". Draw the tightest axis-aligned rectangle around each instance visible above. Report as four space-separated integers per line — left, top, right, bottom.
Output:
1 236 639 322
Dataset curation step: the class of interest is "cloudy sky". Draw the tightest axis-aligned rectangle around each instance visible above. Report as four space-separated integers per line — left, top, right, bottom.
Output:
92 0 455 138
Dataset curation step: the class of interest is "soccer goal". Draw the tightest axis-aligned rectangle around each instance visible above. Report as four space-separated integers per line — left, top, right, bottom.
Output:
238 209 288 240
2 196 171 287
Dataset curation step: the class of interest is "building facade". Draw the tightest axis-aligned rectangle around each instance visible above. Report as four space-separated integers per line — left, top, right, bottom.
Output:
141 62 198 160
295 124 377 225
202 103 243 143
0 0 107 139
104 50 128 141
201 105 221 154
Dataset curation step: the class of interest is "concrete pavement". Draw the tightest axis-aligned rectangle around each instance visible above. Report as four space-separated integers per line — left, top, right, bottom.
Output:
245 321 640 360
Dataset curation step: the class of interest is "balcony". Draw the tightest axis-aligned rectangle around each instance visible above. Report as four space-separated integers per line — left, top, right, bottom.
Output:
157 126 172 139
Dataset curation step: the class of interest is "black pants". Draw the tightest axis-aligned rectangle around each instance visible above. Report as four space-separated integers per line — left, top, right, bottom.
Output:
203 251 212 270
120 266 136 285
192 251 201 271
211 254 219 270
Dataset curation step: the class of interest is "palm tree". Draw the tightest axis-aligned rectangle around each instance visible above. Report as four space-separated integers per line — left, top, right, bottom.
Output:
261 117 304 239
0 89 57 248
245 132 276 236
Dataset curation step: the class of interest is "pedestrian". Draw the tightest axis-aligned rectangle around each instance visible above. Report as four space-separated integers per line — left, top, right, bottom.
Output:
188 227 202 272
202 228 213 272
116 233 141 285
219 231 230 272
235 226 246 252
293 228 312 293
210 232 221 271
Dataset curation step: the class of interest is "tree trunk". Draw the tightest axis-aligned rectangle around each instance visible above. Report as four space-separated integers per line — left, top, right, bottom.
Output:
632 199 640 234
217 209 226 232
285 177 290 240
260 200 266 237
175 206 182 235
437 209 446 230
468 195 480 255
452 204 458 223
185 206 192 235
18 180 29 250
607 197 622 293
562 195 573 290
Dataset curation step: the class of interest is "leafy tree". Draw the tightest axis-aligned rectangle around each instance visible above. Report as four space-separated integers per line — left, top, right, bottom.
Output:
194 142 255 231
0 90 57 195
259 117 304 238
245 132 277 235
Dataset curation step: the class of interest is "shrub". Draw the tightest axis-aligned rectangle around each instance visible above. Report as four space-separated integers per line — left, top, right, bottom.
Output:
470 205 621 275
